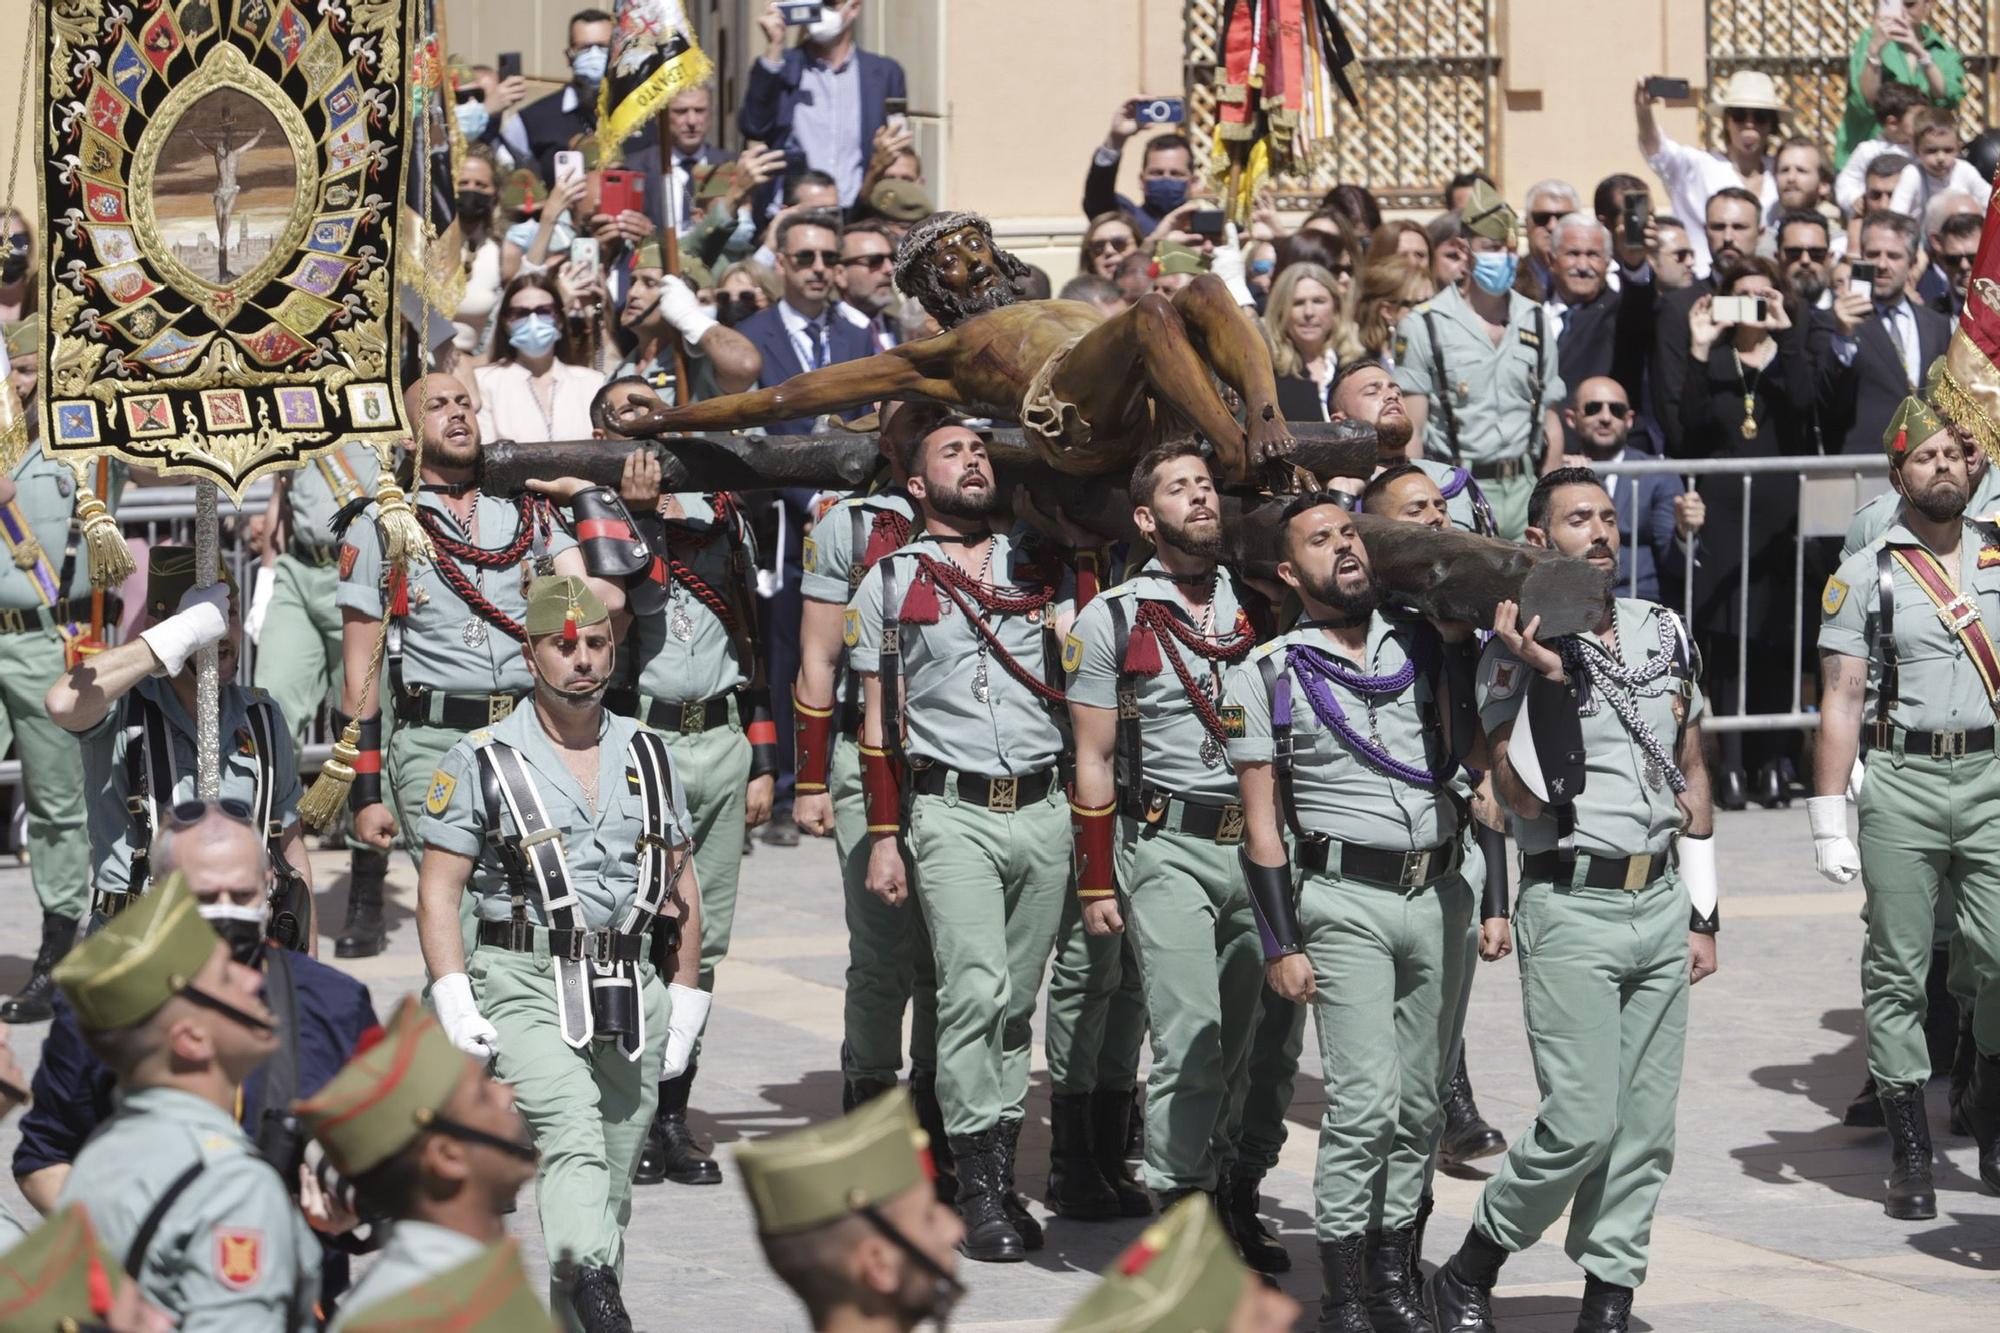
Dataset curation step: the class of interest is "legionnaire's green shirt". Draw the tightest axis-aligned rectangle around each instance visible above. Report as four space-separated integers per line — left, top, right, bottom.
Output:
326 1221 486 1333
282 442 378 555
847 529 1068 778
1478 597 1704 857
57 1087 319 1331
420 704 693 926
336 492 576 697
802 490 917 605
1391 283 1566 465
1223 614 1459 851
628 493 755 704
1821 518 2000 734
1065 560 1249 803
1842 472 2000 560
0 446 125 608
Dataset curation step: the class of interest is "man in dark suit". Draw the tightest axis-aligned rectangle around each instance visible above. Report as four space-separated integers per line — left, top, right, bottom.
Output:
513 7 666 218
1650 187 1763 453
1546 213 1657 453
1563 376 1702 604
662 82 737 231
1823 211 1952 453
740 0 908 209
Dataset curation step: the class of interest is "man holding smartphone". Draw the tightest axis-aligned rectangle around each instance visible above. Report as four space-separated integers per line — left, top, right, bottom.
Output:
1825 211 1951 454
1636 71 1782 275
1085 98 1197 234
742 1 909 210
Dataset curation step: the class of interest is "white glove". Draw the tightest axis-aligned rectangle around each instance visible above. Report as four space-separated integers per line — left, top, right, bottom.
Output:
1846 755 1866 802
244 563 277 645
661 982 711 1079
1807 795 1861 885
431 972 502 1061
138 583 230 677
655 272 719 347
1208 221 1256 309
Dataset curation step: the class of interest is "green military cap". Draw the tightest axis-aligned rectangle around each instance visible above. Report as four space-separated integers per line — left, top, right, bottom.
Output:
500 167 543 217
696 162 738 202
295 995 466 1179
2 315 38 362
448 57 476 90
1884 394 1950 462
869 178 933 223
144 545 237 620
53 871 220 1034
633 238 664 271
1153 241 1209 277
336 1239 553 1333
0 1206 127 1331
523 575 609 640
1461 179 1517 245
736 1087 932 1236
1055 1195 1249 1333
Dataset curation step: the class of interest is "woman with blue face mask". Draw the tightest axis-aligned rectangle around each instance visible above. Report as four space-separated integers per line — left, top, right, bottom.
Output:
473 272 605 443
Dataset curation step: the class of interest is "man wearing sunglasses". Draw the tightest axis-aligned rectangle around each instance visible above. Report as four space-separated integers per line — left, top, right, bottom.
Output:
1637 71 1783 276
1562 378 1703 604
838 221 903 352
1776 212 1836 310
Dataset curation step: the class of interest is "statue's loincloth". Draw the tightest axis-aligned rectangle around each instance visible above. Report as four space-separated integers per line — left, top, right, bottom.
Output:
1019 335 1099 475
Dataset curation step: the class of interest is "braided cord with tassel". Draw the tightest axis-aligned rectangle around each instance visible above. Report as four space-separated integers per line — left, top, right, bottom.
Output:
67 460 136 589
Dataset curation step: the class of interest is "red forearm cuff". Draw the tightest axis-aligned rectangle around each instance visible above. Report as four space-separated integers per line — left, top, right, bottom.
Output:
794 689 835 792
862 745 901 833
1072 799 1117 897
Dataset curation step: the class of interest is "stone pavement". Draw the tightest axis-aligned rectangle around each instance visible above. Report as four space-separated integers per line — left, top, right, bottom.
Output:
0 805 1994 1330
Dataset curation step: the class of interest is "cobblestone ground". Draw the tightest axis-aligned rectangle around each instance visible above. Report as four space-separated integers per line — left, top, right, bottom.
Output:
0 806 1994 1330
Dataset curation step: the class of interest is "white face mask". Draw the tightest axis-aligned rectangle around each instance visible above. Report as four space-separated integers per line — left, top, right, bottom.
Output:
807 4 852 43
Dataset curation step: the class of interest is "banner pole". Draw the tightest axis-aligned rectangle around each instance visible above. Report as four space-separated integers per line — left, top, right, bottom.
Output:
194 480 221 798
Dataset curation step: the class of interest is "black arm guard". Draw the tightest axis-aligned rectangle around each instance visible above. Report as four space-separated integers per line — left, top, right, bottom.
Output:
1241 848 1305 961
569 486 653 578
1439 636 1480 764
1519 669 1588 806
347 714 384 812
744 686 779 780
1477 822 1509 920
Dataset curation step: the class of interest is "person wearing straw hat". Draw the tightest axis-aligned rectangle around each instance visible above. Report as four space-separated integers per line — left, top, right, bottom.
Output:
1053 1196 1301 1333
0 1206 172 1333
1636 71 1783 276
296 996 542 1331
49 873 320 1329
735 1087 966 1331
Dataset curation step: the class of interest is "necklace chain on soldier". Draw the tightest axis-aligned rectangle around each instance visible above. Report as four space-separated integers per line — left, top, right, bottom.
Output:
967 538 996 704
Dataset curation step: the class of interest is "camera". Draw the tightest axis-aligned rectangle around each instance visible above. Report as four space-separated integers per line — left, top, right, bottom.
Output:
779 2 823 23
1134 97 1185 126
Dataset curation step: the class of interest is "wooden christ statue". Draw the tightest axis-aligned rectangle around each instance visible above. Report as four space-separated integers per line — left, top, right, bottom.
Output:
618 211 1299 484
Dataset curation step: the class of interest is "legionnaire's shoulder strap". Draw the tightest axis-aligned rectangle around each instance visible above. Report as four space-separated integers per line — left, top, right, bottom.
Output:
1257 651 1310 842
878 554 905 762
1423 309 1461 464
1875 546 1899 737
124 1159 208 1280
1888 542 2000 717
1527 304 1548 465
1107 597 1145 808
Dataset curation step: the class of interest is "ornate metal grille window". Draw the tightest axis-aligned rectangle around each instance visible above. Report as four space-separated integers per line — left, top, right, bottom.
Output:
1182 0 1500 210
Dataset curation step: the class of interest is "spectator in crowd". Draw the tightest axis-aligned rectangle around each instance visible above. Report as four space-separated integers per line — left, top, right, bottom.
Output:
1768 137 1830 232
681 147 790 279
1637 72 1781 273
1353 255 1433 372
501 170 587 284
450 144 505 359
1272 227 1357 305
1297 209 1356 246
1444 170 1496 212
837 220 902 351
0 209 31 321
474 272 605 442
742 1 907 210
1907 105 1993 213
1245 237 1277 308
1912 189 1981 309
1836 81 1927 213
1675 258 1817 807
1562 376 1701 603
613 242 762 401
1079 212 1143 281
1261 261 1360 422
1112 249 1152 307
1322 183 1383 241
1825 211 1951 455
662 82 738 231
1544 212 1656 439
457 60 528 173
1013 265 1053 302
1084 99 1195 234
859 178 932 240
1652 188 1765 446
1370 220 1432 269
1854 152 1916 250
1592 172 1652 238
1653 214 1698 290
1521 178 1582 294
713 259 781 329
1926 209 1983 314
779 168 842 215
514 8 664 217
1776 210 1835 309
1840 0 1965 165
1057 273 1126 318
852 123 921 219
1427 211 1471 293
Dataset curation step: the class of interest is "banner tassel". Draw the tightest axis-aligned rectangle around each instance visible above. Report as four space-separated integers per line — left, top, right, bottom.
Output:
69 463 136 590
298 715 361 832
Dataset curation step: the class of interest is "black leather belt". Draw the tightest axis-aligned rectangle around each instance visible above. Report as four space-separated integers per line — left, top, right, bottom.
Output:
1117 789 1247 844
1471 457 1529 482
1522 847 1672 891
392 687 525 729
0 595 122 635
1299 834 1463 888
639 693 737 735
288 542 343 568
1864 723 1995 758
909 764 1057 812
476 919 646 963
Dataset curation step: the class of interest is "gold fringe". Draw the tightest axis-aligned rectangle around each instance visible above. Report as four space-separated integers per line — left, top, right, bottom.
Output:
297 716 360 833
69 461 136 589
369 444 432 570
1933 366 2000 470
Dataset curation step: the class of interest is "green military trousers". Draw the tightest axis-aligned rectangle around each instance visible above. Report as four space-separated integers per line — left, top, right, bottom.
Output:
470 943 667 1324
1425 829 1488 1196
1300 863 1470 1237
253 556 341 751
1485 469 1534 543
831 735 938 1085
1044 893 1147 1096
1230 985 1307 1175
1473 870 1689 1288
664 724 751 996
908 781 1069 1136
1856 744 2000 1088
1118 818 1264 1191
0 630 87 918
388 721 466 867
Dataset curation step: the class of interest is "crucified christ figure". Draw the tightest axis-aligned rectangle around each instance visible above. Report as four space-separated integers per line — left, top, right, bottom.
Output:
192 110 264 282
622 211 1296 484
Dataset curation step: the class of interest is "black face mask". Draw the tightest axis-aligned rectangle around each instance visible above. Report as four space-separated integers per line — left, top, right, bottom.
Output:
715 292 762 327
0 236 26 286
457 190 496 222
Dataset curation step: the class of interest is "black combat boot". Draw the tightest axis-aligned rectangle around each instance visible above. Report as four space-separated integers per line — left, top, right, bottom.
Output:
910 1069 957 1203
1426 1226 1508 1333
634 1062 721 1186
1843 1075 1885 1127
334 848 390 958
1962 1052 2000 1193
1364 1227 1435 1332
1406 1193 1435 1312
0 913 77 1023
1045 1091 1120 1219
1090 1087 1153 1217
993 1117 1044 1250
569 1265 634 1333
948 1129 1025 1262
1880 1086 1938 1219
1436 1054 1506 1169
842 1075 897 1113
1316 1235 1374 1333
1218 1165 1290 1274
1574 1273 1633 1332
1155 1185 1207 1212
1950 1012 1976 1136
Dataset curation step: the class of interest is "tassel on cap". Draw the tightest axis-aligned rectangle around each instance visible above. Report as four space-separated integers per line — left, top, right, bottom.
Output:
898 569 940 624
69 461 136 590
298 716 362 833
1123 624 1162 675
368 444 433 571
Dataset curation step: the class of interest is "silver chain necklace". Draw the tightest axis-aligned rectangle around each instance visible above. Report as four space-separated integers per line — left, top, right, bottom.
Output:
968 539 996 704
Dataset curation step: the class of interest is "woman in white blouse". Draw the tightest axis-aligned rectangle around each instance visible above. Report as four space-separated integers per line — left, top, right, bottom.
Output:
473 272 605 443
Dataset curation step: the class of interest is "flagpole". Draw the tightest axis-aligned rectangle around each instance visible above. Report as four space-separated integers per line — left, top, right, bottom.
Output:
193 480 221 798
656 107 692 400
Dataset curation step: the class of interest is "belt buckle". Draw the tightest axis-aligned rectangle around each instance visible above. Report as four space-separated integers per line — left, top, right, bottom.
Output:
1870 718 1894 751
681 702 708 735
1621 854 1653 892
1400 849 1432 888
988 777 1019 812
1934 729 1967 759
1938 594 1980 633
508 919 535 952
488 694 515 725
590 929 616 966
1216 804 1246 845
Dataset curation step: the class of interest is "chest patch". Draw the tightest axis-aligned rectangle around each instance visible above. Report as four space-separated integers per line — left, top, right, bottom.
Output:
1980 547 2000 569
235 728 256 757
214 1227 263 1290
425 770 456 815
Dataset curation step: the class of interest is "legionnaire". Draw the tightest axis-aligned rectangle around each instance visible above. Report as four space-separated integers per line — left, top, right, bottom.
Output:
51 873 320 1329
613 237 762 402
1063 442 1275 1258
848 418 1074 1263
1053 1196 1301 1333
1392 182 1568 539
584 378 779 1191
47 547 312 936
1431 466 1718 1333
1224 494 1483 1333
250 437 385 957
416 576 706 1331
1334 362 1499 537
296 995 542 1332
334 1241 552 1333
735 1088 966 1332
0 315 122 1021
0 1206 170 1333
1812 401 2000 1219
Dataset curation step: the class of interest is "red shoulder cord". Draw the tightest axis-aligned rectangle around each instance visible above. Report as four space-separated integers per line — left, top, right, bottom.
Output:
900 552 1064 705
1126 600 1257 748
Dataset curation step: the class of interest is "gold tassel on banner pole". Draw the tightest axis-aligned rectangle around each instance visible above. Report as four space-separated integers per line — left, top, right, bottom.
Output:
368 440 433 569
67 460 137 589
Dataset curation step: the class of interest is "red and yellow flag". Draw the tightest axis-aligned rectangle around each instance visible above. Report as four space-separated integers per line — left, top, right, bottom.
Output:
597 0 713 158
